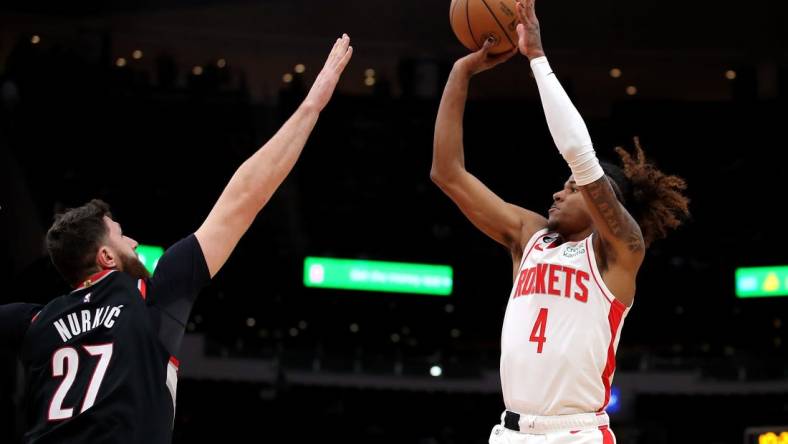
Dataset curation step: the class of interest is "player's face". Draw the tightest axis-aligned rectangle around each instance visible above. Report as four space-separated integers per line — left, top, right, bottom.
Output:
103 217 150 280
547 176 593 233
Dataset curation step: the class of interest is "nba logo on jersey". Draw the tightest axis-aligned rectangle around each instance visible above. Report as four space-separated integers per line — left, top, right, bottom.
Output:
534 235 559 251
83 293 91 303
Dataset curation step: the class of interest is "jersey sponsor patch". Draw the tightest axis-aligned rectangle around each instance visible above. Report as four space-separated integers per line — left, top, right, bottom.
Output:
562 244 586 258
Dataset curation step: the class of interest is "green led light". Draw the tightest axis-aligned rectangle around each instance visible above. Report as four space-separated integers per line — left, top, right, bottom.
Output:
304 257 453 296
735 266 788 298
136 244 164 275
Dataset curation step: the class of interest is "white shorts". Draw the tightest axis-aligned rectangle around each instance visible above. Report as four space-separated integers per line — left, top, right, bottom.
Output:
488 411 616 444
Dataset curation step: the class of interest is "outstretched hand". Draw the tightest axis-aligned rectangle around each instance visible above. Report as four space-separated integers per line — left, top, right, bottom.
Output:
455 38 517 77
515 0 545 60
304 34 354 111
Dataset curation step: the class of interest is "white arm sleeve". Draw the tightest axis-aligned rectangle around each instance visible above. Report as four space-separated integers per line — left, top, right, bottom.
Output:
530 56 604 186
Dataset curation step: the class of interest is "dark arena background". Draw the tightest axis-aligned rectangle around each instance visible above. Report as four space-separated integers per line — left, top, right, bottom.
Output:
2 0 788 443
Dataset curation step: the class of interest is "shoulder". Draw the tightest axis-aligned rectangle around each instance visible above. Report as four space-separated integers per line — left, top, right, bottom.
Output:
511 227 551 263
0 303 45 336
1 302 44 318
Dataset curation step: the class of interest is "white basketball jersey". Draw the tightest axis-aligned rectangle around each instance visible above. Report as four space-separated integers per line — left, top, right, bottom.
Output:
500 228 629 416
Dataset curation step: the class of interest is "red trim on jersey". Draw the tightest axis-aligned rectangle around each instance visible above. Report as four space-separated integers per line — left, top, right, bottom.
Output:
598 300 626 412
599 425 614 444
522 232 550 263
583 238 616 304
73 269 115 290
169 356 180 369
137 279 147 301
31 311 41 324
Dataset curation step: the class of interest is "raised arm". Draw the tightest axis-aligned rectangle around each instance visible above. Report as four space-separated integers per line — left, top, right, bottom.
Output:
431 40 547 256
195 35 353 277
516 0 644 302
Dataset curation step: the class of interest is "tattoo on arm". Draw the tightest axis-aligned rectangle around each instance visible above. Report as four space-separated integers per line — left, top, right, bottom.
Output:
583 179 644 254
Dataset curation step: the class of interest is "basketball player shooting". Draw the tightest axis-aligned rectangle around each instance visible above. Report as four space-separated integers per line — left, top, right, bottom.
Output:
432 1 689 442
0 35 352 444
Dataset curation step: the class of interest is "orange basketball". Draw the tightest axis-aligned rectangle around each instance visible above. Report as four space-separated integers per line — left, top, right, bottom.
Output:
449 0 519 55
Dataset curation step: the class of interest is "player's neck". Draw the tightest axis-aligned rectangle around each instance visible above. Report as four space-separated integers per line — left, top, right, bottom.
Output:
73 268 115 290
557 226 593 244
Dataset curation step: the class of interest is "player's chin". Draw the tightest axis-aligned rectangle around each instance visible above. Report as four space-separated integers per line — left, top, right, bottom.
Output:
121 254 151 280
546 215 559 232
132 260 151 280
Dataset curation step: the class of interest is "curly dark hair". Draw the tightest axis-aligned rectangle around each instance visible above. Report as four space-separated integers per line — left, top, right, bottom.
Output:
601 138 690 248
45 199 113 286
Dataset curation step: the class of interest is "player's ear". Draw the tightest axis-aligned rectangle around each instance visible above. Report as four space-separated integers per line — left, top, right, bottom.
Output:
96 245 118 270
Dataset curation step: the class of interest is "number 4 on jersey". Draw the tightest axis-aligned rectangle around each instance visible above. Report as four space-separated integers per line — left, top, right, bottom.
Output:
529 308 548 353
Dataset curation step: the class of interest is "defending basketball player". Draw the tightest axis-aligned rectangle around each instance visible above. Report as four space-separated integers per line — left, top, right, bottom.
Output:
431 1 689 442
0 35 352 444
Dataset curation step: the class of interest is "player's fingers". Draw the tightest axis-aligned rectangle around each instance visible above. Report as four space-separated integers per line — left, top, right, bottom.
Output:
336 45 353 73
516 23 527 50
338 33 349 52
328 35 348 66
333 34 350 67
323 38 342 69
515 1 528 24
526 0 537 21
481 37 494 54
333 36 347 61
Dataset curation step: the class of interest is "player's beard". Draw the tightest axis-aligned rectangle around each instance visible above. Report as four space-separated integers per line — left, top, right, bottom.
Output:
119 251 151 280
